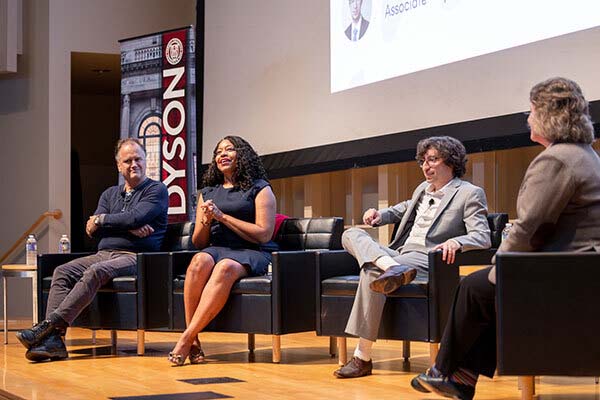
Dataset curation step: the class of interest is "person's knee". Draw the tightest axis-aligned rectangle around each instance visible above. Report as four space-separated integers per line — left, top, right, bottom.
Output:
82 264 113 286
342 227 366 250
459 268 493 296
187 252 214 276
212 261 245 283
52 264 74 281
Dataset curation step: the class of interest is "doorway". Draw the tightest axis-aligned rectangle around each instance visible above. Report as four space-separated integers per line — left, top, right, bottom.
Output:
70 52 120 251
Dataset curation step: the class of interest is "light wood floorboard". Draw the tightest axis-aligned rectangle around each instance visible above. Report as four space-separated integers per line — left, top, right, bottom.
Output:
0 324 599 400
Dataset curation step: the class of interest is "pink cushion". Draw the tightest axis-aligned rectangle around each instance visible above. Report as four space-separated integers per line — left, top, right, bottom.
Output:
272 213 290 239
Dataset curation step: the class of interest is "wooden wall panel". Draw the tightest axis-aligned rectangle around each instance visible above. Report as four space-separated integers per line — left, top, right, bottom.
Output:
496 146 543 218
270 145 565 225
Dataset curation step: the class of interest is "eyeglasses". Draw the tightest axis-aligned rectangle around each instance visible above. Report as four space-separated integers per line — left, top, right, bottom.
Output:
418 156 442 167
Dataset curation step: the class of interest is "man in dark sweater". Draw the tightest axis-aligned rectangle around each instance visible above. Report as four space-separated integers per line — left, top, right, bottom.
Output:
17 138 168 361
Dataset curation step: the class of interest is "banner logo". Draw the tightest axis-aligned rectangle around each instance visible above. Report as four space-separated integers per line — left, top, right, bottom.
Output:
166 38 184 66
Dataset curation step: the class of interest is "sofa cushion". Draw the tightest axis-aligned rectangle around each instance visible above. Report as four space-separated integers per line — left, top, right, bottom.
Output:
276 218 343 251
321 275 428 298
173 274 272 295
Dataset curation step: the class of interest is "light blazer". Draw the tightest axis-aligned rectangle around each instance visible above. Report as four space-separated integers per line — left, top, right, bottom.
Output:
490 143 600 282
377 178 491 252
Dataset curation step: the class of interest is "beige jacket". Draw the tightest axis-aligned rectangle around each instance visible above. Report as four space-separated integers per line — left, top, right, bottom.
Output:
489 143 600 283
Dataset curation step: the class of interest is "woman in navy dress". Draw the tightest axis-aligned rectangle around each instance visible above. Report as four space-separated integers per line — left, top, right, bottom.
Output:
168 136 277 366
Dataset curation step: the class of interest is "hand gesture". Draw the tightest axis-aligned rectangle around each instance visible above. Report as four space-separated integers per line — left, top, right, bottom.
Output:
200 200 224 225
362 208 381 226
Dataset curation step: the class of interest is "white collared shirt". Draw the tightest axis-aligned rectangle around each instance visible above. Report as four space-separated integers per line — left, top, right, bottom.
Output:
404 180 454 248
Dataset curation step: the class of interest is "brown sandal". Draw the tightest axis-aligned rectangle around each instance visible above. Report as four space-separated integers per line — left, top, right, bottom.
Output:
189 345 205 364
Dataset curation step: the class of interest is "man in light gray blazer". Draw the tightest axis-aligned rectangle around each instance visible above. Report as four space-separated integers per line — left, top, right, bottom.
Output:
334 136 491 379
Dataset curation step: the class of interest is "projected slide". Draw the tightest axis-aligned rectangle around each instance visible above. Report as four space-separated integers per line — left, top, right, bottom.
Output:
331 0 600 93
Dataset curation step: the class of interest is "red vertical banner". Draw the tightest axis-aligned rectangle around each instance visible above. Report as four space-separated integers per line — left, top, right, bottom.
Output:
161 29 188 223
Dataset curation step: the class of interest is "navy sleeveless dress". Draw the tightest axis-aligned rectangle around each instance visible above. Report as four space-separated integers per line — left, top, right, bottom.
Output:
200 179 278 276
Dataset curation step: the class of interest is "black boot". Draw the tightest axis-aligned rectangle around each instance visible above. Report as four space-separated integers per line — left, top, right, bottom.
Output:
16 319 55 349
25 331 68 362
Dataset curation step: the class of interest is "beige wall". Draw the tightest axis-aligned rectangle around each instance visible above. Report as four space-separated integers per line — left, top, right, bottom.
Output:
0 0 50 318
0 0 194 317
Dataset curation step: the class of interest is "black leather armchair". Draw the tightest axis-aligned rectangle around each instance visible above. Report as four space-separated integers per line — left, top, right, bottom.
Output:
170 217 344 362
316 213 507 365
37 221 195 355
496 251 600 400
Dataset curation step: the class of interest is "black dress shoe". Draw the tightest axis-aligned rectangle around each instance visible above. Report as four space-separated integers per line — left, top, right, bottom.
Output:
333 356 373 378
369 265 417 294
25 331 68 362
411 367 442 393
16 319 55 349
411 375 430 393
416 373 475 400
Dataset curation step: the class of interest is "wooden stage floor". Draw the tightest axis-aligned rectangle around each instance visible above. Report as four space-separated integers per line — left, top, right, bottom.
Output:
0 324 598 400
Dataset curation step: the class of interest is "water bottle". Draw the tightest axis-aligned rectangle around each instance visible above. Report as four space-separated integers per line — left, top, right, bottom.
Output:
501 223 513 242
26 234 37 266
58 234 71 254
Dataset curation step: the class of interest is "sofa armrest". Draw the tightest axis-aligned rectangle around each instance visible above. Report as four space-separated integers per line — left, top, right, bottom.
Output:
496 251 600 376
427 248 496 342
170 250 198 276
37 252 94 279
315 250 360 282
315 250 360 335
271 250 318 334
137 252 171 330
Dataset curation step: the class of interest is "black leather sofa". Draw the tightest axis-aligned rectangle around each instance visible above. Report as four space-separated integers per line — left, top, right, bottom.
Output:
37 222 195 355
169 217 344 362
496 251 600 400
316 213 508 365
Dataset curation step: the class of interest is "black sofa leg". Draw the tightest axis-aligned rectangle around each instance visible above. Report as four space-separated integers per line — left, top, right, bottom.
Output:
110 330 117 355
402 340 411 362
329 336 336 357
248 333 255 353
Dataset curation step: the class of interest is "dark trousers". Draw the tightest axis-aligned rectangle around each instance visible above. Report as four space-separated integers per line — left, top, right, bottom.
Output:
436 267 497 378
46 250 136 325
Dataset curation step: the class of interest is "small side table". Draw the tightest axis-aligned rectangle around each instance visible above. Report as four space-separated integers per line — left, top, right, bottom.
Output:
2 264 38 344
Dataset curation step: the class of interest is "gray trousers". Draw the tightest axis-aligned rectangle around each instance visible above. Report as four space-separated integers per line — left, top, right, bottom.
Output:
342 227 429 342
46 250 137 325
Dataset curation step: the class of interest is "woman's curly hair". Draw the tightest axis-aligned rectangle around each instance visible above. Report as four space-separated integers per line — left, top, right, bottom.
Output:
416 136 467 178
202 135 268 191
529 77 594 144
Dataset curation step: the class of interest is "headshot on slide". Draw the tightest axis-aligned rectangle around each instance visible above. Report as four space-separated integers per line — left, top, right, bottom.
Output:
345 0 370 41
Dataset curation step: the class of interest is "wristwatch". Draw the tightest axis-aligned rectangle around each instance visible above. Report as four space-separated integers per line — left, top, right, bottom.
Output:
94 216 101 226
